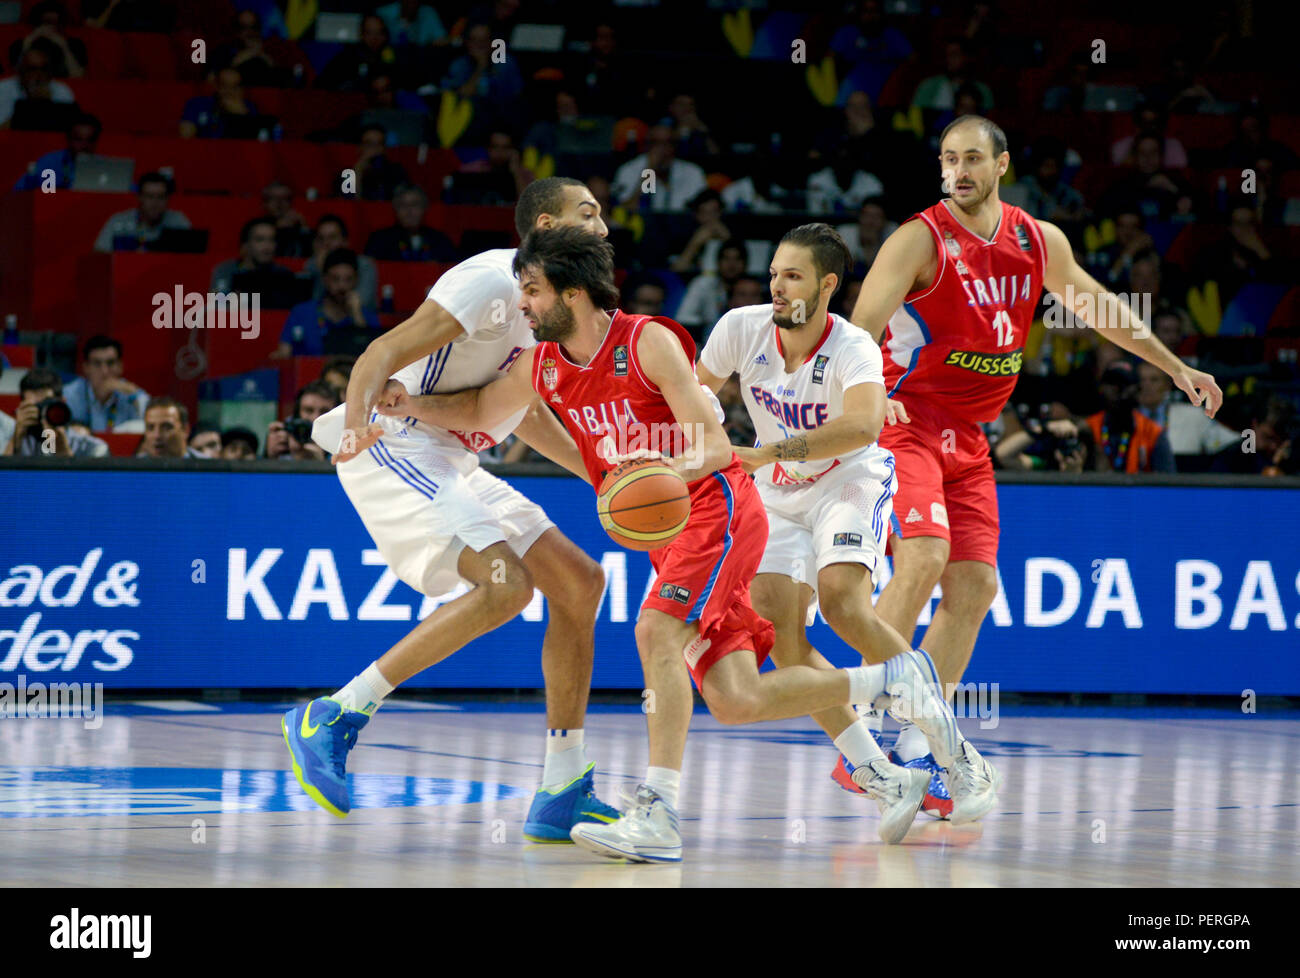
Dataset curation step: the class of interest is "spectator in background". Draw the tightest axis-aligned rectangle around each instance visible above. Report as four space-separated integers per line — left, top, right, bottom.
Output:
834 277 862 320
1005 138 1087 230
179 68 264 139
1042 53 1089 114
611 124 708 213
8 2 87 79
188 422 223 458
577 23 642 117
266 381 338 461
376 0 447 47
1086 208 1153 289
829 0 912 101
1087 362 1175 473
1136 360 1239 459
671 190 731 275
364 185 460 262
661 93 719 163
334 124 409 201
274 250 380 358
992 405 1089 472
12 111 99 191
443 21 523 105
625 277 667 317
728 276 766 309
208 217 304 308
63 335 149 431
453 130 534 204
221 427 259 460
321 71 426 143
1193 202 1282 303
261 181 313 257
1152 307 1195 358
676 239 747 340
1222 107 1299 171
806 144 884 215
718 375 756 448
1102 132 1193 222
4 368 108 458
93 173 190 252
213 8 281 88
302 214 378 307
320 356 356 397
138 398 199 459
836 197 896 272
0 47 76 128
1218 396 1297 477
1110 103 1189 169
1128 249 1166 316
316 14 402 92
912 39 993 113
809 91 907 194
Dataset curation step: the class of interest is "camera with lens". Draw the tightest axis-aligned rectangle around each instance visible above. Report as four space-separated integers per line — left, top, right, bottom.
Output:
283 416 314 445
1016 402 1083 469
26 397 71 434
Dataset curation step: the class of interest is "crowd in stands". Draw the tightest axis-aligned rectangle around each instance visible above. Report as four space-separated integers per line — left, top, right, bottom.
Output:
1 0 1297 477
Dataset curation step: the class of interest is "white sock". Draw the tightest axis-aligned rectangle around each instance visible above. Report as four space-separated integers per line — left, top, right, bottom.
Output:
541 729 586 789
332 662 394 716
645 766 680 808
834 717 886 769
855 704 883 735
894 721 930 763
846 663 888 709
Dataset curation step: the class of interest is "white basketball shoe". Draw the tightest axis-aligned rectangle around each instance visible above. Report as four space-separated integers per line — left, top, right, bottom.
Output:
569 784 683 863
884 648 1000 823
851 758 930 844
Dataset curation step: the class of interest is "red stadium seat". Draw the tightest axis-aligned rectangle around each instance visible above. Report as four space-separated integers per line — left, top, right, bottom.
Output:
98 432 143 457
0 393 19 417
68 80 202 137
374 261 453 313
1164 224 1227 270
123 32 181 80
0 130 65 189
2 345 35 368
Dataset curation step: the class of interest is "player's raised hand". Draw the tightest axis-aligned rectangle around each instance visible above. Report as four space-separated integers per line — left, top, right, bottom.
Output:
1171 365 1223 418
332 423 385 464
884 398 910 425
372 379 411 418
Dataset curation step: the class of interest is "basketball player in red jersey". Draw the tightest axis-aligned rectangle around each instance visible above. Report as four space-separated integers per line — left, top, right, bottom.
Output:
844 115 1223 810
376 226 990 860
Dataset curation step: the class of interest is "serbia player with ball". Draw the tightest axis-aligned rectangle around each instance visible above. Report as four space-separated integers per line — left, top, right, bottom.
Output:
378 226 955 860
696 223 1000 835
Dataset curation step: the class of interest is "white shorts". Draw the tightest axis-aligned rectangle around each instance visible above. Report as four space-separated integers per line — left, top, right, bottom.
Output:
337 436 553 598
756 451 897 625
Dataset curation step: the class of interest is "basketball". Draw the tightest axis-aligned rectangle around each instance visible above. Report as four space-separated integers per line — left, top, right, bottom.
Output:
596 457 691 551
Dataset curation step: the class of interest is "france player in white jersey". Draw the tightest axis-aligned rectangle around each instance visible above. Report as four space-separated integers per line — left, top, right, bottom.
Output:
282 178 623 841
696 224 1000 833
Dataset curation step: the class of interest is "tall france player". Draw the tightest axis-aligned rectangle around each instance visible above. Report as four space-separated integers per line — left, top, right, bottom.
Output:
696 223 999 833
846 116 1223 810
280 178 622 843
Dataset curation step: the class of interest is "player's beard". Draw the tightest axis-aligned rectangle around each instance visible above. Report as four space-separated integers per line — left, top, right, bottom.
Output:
773 285 821 331
533 299 577 342
949 175 994 213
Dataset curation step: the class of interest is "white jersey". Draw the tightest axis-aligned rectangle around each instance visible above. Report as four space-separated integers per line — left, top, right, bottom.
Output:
314 248 532 458
699 304 887 487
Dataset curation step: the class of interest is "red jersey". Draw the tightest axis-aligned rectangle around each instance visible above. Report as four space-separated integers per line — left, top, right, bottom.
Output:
881 199 1046 423
532 309 705 486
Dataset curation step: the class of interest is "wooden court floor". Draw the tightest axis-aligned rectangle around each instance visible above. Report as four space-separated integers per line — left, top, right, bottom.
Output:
1 700 1295 887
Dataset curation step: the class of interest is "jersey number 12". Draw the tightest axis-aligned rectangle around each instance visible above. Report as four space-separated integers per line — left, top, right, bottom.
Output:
992 309 1014 346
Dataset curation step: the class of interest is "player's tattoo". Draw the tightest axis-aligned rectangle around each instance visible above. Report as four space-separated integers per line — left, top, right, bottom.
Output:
770 435 808 460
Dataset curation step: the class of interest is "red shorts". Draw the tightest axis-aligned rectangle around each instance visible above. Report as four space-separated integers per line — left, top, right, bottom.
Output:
879 396 999 566
639 459 775 689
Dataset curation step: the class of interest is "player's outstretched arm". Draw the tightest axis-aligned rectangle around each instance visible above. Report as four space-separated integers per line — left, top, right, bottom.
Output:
336 298 469 460
637 322 733 481
377 347 539 432
512 398 592 484
1038 220 1223 418
848 219 936 345
732 382 885 475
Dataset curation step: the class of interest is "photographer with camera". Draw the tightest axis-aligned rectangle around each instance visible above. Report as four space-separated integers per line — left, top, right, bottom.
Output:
4 368 108 458
265 381 339 461
992 401 1090 472
1087 361 1176 473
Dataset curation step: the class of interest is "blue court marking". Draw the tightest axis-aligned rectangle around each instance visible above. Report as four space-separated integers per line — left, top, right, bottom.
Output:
0 766 528 819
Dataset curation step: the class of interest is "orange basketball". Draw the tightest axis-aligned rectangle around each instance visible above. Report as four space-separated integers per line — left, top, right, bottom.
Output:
596 457 691 551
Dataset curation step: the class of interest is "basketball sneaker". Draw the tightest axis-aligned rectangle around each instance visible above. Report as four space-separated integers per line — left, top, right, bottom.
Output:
848 757 930 844
946 739 1001 824
892 752 953 820
523 762 621 843
282 697 369 817
569 784 682 862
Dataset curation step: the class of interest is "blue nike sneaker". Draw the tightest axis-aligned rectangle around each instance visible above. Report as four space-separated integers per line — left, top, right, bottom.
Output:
282 697 369 817
523 762 621 843
892 751 953 820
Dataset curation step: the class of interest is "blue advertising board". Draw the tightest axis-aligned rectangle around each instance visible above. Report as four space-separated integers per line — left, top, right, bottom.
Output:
1 468 1297 694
